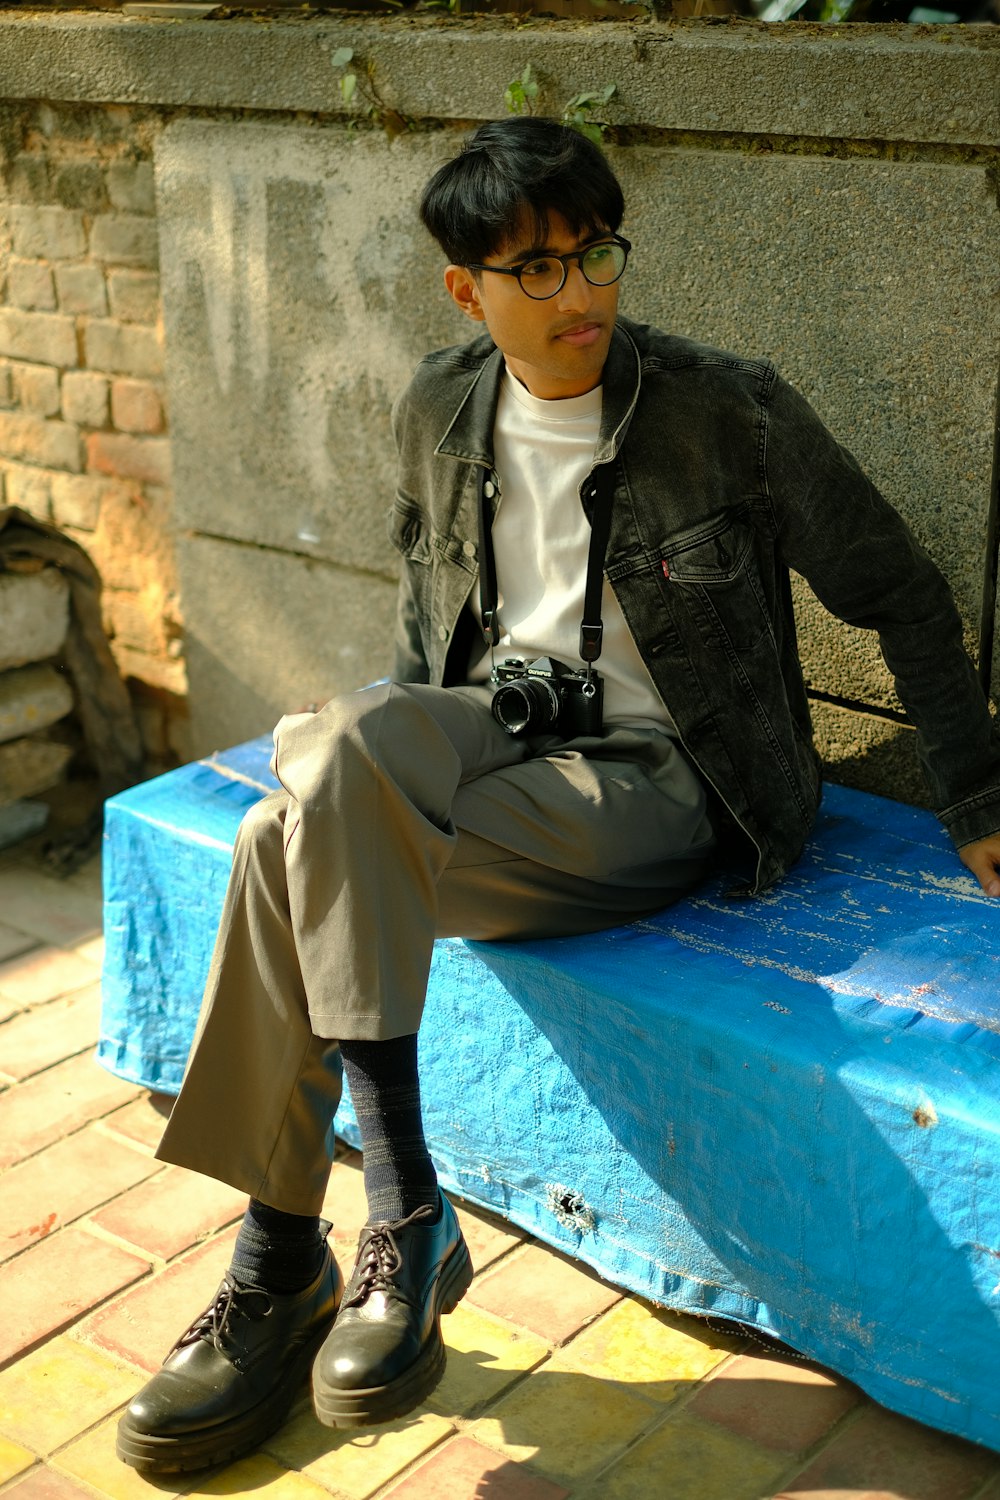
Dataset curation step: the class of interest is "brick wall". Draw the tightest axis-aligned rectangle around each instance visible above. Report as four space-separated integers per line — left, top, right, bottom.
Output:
0 103 185 769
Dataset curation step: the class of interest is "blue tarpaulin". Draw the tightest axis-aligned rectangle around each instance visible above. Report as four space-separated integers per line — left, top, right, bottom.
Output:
99 737 1000 1451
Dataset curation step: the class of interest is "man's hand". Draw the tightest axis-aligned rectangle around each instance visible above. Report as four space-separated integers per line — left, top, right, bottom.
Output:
959 834 1000 898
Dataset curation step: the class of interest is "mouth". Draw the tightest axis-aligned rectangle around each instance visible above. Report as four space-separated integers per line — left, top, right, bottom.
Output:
554 322 604 349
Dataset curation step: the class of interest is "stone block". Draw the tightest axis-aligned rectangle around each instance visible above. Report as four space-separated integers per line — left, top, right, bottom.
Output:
176 532 397 754
110 377 163 434
0 664 74 745
107 160 156 216
810 697 927 808
82 318 162 378
12 362 61 418
9 205 86 261
0 411 82 472
89 213 159 269
0 737 73 806
53 160 109 213
615 148 997 696
156 122 460 577
107 268 159 324
0 308 78 369
55 263 108 317
0 568 71 671
62 370 109 429
7 260 56 313
86 431 170 485
1 461 52 522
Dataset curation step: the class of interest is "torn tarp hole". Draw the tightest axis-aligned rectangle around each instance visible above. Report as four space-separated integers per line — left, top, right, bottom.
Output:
546 1183 595 1233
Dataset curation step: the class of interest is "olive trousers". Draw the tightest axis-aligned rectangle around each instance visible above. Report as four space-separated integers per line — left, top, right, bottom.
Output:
156 681 716 1214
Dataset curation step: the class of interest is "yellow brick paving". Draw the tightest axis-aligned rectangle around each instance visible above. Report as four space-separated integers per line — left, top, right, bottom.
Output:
1 842 1000 1500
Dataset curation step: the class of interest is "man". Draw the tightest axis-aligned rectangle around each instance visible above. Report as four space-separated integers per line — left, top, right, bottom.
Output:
117 117 1000 1474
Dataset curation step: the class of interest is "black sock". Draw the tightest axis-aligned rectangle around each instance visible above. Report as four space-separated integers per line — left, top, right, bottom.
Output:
228 1200 327 1294
339 1033 439 1224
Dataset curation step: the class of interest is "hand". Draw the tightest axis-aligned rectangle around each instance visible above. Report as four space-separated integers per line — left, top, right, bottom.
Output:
959 834 1000 898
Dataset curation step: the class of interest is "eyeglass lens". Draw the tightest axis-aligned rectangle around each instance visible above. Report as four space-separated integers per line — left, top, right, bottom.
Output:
518 242 627 300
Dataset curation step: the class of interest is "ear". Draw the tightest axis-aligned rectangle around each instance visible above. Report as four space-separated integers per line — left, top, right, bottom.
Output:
444 264 487 323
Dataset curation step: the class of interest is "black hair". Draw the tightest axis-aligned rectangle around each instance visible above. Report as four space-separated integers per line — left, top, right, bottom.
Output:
419 117 625 266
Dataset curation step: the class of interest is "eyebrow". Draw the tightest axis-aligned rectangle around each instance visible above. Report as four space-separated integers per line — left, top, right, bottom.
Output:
496 229 611 268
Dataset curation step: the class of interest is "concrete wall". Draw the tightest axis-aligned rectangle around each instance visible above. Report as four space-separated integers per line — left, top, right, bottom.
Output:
2 13 997 802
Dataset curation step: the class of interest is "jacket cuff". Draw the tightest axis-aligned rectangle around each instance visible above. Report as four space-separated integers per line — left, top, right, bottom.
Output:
939 788 1000 849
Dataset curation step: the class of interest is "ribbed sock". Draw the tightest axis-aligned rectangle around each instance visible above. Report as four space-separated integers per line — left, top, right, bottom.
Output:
339 1033 439 1224
228 1200 327 1294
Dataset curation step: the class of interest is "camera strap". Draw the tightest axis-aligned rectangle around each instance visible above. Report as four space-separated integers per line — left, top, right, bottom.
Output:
477 461 616 667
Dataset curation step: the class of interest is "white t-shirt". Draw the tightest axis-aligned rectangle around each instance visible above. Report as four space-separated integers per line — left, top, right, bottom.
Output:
467 370 675 735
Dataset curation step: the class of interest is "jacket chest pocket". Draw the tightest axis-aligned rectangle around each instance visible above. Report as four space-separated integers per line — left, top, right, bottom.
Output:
660 513 773 653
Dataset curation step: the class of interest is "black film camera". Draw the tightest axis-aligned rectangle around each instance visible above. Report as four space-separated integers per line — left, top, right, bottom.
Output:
490 656 604 739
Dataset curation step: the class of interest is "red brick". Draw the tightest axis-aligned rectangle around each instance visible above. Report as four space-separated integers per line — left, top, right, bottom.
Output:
0 309 77 370
776 1405 998 1500
0 1226 149 1366
687 1350 860 1455
99 1089 174 1149
0 985 101 1082
455 1200 527 1276
92 1164 246 1261
110 378 163 434
0 1126 158 1262
0 412 82 473
85 431 169 486
0 923 36 965
85 1226 240 1374
467 1243 621 1345
4 1470 97 1499
0 1051 140 1169
0 945 98 1005
385 1436 569 1499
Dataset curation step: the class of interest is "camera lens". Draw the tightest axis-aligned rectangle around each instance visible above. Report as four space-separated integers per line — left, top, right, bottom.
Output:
492 677 560 736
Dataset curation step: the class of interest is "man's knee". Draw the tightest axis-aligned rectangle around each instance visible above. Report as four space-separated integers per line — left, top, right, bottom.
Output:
235 789 288 857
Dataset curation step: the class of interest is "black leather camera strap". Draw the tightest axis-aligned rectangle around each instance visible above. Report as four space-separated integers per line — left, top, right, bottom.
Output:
477 461 616 665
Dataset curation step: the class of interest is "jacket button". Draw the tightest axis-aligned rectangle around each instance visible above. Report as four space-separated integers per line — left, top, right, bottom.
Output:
462 540 476 558
484 480 496 499
438 625 449 641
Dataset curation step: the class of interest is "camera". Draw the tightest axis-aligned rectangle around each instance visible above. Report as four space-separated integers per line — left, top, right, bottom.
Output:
490 657 603 739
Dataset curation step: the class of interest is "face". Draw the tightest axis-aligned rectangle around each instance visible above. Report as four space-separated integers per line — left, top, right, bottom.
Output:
444 212 621 401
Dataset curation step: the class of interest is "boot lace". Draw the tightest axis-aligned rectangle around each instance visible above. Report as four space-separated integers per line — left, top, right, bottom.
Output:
171 1276 274 1355
342 1203 436 1310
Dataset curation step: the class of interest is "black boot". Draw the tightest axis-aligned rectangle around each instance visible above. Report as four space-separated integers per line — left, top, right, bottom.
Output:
117 1245 343 1473
312 1193 472 1428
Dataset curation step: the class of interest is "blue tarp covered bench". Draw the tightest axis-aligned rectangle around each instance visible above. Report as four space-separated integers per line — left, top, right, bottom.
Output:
98 736 1000 1452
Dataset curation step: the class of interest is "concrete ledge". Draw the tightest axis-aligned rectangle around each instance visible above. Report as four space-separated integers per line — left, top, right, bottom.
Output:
1 13 997 148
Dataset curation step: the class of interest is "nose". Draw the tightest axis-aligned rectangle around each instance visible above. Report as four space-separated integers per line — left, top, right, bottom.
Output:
555 258 593 314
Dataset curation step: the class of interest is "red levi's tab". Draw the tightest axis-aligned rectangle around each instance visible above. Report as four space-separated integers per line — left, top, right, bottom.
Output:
661 559 670 580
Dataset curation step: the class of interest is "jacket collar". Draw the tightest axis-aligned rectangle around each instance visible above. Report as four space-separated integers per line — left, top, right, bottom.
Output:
434 320 643 471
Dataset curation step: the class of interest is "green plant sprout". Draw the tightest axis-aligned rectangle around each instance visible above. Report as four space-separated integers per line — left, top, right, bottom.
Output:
504 65 540 116
330 47 410 141
562 84 617 143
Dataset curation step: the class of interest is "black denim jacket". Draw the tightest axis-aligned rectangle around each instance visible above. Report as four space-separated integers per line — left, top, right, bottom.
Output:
389 316 1000 892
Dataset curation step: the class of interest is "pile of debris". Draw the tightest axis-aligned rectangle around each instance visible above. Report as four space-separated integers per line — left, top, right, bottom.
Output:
0 560 75 849
0 507 144 861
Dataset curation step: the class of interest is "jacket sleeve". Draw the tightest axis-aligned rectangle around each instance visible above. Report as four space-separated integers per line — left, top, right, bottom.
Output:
387 381 431 685
391 570 430 685
762 368 1000 848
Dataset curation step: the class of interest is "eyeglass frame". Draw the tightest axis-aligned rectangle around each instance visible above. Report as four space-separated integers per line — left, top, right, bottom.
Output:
463 235 632 301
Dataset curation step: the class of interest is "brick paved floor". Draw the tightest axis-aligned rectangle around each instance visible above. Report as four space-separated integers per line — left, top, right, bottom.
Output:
1 841 999 1500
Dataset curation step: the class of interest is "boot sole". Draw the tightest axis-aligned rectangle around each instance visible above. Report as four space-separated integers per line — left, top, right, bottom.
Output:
312 1234 473 1428
116 1317 333 1475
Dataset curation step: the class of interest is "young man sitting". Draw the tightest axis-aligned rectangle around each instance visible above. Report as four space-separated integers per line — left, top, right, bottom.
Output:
116 116 1000 1474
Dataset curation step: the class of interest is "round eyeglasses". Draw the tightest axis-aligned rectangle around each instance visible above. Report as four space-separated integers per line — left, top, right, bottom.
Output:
464 236 631 302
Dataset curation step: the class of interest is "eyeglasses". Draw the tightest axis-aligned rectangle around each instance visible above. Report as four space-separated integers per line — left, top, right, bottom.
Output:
465 236 631 302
